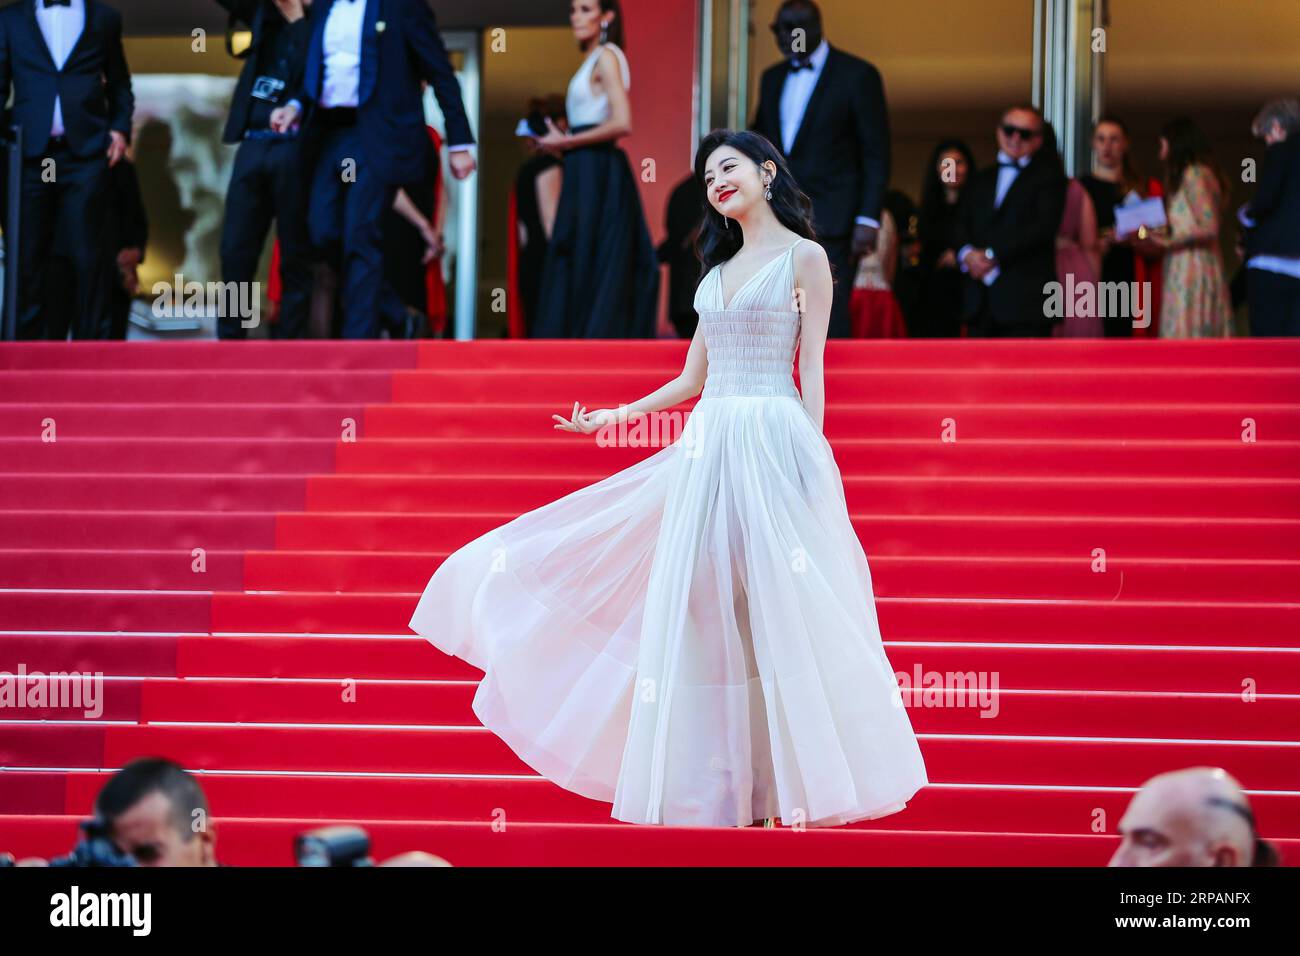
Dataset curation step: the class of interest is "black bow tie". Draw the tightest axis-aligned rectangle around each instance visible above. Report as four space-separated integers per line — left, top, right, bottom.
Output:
787 58 814 73
42 0 72 7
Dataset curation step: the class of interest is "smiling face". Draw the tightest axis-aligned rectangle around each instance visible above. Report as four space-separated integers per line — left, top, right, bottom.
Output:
570 0 612 45
1092 121 1128 170
702 146 775 221
997 108 1044 162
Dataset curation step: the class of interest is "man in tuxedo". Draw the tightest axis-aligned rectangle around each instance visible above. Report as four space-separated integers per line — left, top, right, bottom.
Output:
955 105 1066 337
216 0 314 340
1240 98 1300 337
751 0 889 338
0 0 134 340
270 0 475 339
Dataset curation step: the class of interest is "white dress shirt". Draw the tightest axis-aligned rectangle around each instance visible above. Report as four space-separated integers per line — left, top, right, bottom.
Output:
34 0 86 137
306 0 472 153
319 0 365 109
994 150 1032 209
778 38 877 229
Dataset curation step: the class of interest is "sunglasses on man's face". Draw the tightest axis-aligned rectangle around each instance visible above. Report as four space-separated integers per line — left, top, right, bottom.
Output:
1000 123 1041 140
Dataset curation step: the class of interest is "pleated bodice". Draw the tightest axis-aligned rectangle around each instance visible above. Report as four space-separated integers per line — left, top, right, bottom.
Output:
694 239 804 399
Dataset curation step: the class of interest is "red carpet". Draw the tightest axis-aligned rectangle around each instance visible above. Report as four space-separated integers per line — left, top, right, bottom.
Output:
0 338 1297 866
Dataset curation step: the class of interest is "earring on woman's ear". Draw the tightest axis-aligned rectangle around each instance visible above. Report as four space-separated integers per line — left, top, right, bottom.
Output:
765 179 773 201
724 216 730 230
600 21 609 44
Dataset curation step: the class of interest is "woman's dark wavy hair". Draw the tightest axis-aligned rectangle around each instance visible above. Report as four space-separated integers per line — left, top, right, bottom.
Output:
918 137 975 234
692 129 817 275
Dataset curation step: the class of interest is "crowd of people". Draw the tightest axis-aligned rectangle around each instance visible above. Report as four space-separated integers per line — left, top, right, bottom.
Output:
2 0 1296 341
3 0 473 342
513 0 1300 341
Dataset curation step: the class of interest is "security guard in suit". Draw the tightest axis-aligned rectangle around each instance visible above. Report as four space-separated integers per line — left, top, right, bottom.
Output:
216 0 314 339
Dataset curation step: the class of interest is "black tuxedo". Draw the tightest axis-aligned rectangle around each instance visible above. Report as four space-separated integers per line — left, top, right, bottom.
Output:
955 153 1067 335
1244 136 1300 336
298 0 473 187
0 0 135 340
297 0 474 338
0 0 132 159
752 45 890 336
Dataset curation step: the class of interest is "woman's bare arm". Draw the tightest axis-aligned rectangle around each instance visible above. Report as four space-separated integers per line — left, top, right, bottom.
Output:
794 240 834 433
555 320 709 432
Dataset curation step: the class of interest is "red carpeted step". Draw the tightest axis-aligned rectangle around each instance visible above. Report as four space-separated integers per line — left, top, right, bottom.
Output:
1 678 1264 742
0 590 213 631
332 436 1300 479
271 511 1300 559
239 550 1300 602
392 367 1300 404
0 437 338 473
366 402 1300 442
0 633 179 676
19 770 1298 838
0 340 421 371
168 635 1300 694
0 549 245 589
0 678 144 722
0 813 1142 866
201 589 1300 643
0 370 397 403
0 404 373 438
6 723 1279 789
0 511 278 548
410 337 1300 371
0 474 308 511
300 473 1300 519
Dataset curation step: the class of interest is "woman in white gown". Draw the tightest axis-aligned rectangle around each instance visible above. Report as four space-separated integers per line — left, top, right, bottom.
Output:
409 129 929 828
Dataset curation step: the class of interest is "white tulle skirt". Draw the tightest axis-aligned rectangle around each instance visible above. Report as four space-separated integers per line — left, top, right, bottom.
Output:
409 394 929 827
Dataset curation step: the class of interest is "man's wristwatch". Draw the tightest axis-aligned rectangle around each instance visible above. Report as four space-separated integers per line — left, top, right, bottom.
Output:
984 247 996 262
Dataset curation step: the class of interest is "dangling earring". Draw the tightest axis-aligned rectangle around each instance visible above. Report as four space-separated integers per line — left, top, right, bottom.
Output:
723 216 730 230
764 177 773 201
600 21 609 44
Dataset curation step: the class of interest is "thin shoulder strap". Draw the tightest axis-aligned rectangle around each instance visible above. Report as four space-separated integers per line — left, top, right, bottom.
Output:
790 238 805 316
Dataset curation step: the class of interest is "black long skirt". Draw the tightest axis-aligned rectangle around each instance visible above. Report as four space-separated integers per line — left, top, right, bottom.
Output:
531 129 660 338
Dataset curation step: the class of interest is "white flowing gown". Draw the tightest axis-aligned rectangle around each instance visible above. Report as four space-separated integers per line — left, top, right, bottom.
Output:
409 237 929 827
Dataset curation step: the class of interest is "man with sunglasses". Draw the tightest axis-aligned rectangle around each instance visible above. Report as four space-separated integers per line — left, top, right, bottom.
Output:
752 0 890 338
956 105 1066 337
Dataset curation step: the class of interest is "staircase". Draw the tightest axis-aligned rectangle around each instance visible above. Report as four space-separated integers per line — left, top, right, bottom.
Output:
1 338 1297 866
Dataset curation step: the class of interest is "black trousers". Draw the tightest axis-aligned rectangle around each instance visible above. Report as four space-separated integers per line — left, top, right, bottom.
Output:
820 234 853 339
220 134 313 339
306 118 405 339
1247 267 1300 337
17 143 109 340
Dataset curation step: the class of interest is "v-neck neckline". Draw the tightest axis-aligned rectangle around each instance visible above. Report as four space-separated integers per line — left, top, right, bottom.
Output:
718 240 800 311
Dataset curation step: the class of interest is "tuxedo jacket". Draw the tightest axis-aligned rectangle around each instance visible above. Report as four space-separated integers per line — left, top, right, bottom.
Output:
296 0 473 187
216 0 311 144
1244 136 1300 260
751 45 890 239
954 154 1067 326
0 0 134 159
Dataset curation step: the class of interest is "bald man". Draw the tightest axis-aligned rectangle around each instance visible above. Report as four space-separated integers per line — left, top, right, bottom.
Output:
1110 767 1279 867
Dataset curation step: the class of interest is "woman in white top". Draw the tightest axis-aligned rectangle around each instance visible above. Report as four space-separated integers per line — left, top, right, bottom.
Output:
528 0 659 337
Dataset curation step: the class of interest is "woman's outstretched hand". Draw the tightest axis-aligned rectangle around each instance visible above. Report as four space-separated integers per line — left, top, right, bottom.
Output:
553 402 615 435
